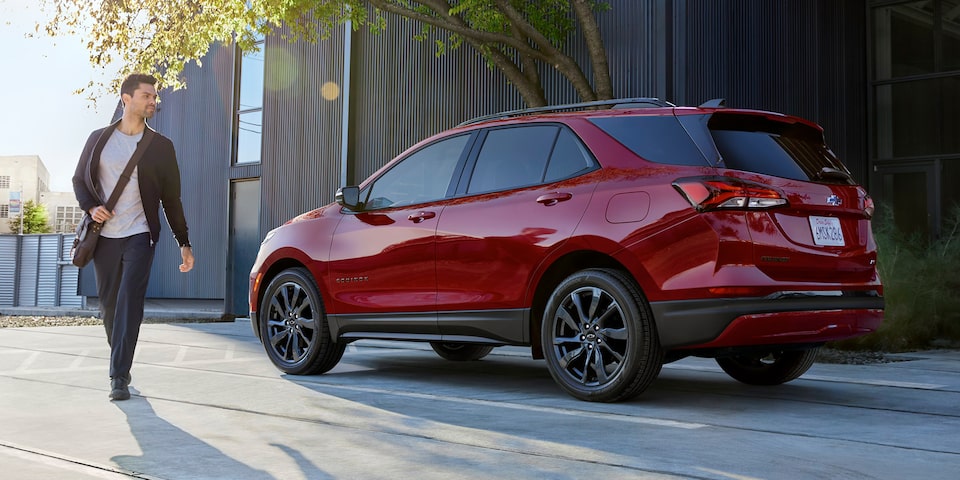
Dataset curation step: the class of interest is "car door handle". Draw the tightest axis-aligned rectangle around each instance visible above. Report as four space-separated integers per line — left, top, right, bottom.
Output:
536 192 573 206
407 211 436 223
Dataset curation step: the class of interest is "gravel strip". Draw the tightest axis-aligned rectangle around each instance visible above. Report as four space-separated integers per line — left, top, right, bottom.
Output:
0 315 217 329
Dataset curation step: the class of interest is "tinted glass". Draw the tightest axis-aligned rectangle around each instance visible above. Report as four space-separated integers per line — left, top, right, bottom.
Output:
876 77 960 158
545 129 595 182
709 114 852 184
468 126 557 194
364 135 469 210
588 116 708 166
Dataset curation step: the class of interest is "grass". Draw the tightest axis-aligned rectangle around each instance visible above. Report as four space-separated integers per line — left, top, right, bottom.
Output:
830 205 960 352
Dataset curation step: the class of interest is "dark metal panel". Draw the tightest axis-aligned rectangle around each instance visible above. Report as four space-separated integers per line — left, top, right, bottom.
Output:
348 14 523 184
677 0 868 182
142 46 235 299
0 235 17 306
36 235 59 306
58 235 82 307
259 28 347 231
17 236 38 306
571 0 671 102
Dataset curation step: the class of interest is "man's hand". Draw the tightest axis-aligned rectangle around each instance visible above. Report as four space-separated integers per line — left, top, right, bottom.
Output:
89 206 113 223
179 246 195 273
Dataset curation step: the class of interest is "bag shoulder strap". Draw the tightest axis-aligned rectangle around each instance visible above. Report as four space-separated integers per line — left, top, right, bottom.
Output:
103 128 155 211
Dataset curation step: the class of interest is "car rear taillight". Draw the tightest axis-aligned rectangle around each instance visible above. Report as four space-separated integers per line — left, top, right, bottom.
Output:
858 186 875 218
673 177 788 212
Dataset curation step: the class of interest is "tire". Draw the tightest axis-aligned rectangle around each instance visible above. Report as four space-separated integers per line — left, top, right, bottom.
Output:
430 342 494 361
541 269 663 402
716 347 820 386
259 268 345 375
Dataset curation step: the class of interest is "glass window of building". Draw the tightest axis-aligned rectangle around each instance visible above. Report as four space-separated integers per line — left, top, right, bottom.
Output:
871 0 960 237
236 37 264 164
0 175 10 189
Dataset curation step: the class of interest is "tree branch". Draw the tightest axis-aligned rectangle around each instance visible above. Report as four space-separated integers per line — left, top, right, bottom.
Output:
493 0 597 102
367 0 550 62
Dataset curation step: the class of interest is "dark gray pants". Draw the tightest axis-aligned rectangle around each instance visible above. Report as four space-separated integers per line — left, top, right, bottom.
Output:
93 232 155 379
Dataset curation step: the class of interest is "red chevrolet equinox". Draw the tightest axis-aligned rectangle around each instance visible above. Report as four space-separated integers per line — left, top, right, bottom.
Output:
249 98 883 402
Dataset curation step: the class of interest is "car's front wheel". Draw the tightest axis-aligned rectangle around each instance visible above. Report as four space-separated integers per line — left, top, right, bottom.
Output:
541 269 663 402
716 347 820 385
259 268 345 375
429 342 494 361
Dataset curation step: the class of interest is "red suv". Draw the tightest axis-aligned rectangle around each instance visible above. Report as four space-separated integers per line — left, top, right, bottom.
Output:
249 98 883 402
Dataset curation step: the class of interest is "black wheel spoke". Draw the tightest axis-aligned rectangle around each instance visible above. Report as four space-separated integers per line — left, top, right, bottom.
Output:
559 346 585 368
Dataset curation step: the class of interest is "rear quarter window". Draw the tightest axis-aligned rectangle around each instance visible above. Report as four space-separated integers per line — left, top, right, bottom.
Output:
588 115 709 166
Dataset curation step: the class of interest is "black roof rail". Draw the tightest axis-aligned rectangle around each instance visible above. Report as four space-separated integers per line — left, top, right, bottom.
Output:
457 97 675 127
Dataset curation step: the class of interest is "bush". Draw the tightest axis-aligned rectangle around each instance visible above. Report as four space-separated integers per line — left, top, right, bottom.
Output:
831 205 960 351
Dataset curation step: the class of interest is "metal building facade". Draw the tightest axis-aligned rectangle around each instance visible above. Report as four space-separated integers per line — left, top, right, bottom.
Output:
80 1 872 315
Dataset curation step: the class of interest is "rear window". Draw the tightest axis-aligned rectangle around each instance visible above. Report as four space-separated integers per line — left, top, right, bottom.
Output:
589 116 709 166
708 113 854 184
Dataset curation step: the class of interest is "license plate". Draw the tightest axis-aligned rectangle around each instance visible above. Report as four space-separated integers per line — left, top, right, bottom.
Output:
809 216 845 246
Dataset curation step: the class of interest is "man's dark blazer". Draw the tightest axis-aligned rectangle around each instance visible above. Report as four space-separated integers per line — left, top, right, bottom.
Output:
72 120 191 248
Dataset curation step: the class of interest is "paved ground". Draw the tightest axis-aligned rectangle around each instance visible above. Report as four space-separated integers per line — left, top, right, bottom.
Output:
1 320 958 479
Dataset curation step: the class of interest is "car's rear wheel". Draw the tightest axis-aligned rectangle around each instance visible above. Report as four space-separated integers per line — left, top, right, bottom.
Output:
429 342 494 361
259 268 345 375
716 347 820 385
541 269 663 402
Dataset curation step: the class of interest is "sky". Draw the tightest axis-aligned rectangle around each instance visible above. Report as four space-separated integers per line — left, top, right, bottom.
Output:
0 0 120 192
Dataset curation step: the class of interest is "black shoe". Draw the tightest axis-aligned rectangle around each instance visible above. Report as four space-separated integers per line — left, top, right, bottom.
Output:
109 376 131 401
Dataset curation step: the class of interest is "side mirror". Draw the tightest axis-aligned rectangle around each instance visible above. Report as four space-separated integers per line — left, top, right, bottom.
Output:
335 186 360 209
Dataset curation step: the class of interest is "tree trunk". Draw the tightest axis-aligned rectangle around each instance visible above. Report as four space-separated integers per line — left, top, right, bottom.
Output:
572 0 613 100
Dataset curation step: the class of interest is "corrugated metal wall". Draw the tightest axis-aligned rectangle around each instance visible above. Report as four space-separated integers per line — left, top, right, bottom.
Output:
347 14 523 184
678 0 868 181
0 234 82 308
0 235 17 305
260 29 348 230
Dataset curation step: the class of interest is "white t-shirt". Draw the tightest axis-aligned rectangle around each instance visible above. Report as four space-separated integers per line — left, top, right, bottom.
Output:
98 130 150 239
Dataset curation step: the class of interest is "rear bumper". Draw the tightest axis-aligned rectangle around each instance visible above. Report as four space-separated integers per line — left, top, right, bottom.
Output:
650 292 884 349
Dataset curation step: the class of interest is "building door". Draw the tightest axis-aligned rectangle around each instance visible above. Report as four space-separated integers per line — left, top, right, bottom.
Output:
872 164 938 239
228 179 260 316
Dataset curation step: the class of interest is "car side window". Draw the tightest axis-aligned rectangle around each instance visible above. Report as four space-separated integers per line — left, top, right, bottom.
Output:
545 128 595 182
364 135 469 210
467 126 558 194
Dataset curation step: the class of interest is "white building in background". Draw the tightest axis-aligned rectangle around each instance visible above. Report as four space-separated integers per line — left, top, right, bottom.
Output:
0 155 80 234
40 191 85 234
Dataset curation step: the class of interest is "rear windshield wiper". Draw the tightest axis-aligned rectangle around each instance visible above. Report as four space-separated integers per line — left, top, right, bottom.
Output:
816 167 854 183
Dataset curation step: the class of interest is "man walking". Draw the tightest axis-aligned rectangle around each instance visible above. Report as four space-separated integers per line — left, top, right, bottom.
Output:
73 73 195 401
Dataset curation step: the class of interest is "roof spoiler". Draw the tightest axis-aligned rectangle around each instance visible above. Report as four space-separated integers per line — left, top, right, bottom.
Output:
698 98 726 108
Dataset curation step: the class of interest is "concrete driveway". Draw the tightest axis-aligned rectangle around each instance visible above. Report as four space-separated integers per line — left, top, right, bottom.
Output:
1 321 958 479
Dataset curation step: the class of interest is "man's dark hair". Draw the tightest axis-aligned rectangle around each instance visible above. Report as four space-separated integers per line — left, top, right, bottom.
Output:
120 73 158 98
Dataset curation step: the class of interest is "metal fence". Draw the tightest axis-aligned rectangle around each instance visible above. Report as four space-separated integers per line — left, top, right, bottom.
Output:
0 234 84 308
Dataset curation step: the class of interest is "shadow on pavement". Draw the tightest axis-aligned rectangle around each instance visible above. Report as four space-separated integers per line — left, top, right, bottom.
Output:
112 390 275 479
